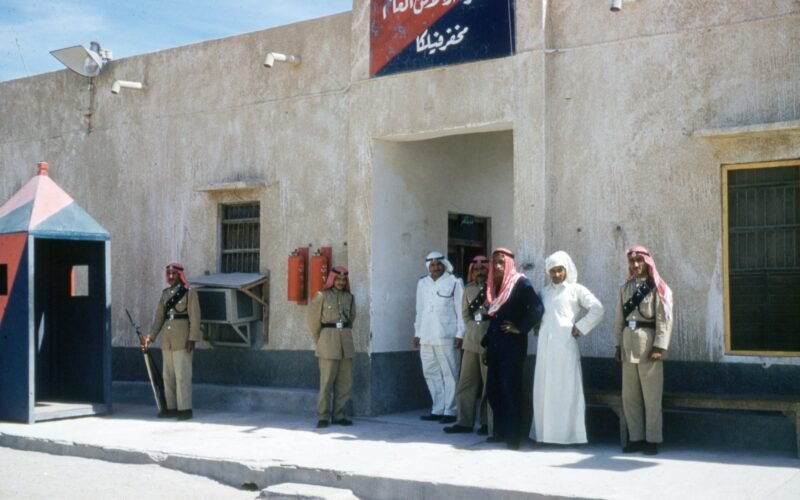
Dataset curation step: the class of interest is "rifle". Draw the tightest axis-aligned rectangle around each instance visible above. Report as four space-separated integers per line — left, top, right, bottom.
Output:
126 308 167 412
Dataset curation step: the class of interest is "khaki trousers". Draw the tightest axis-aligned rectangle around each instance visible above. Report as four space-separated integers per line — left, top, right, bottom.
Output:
455 350 490 429
318 358 353 421
622 360 663 443
162 348 193 411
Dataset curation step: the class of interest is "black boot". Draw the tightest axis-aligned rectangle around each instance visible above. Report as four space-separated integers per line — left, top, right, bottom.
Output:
157 409 177 418
176 409 193 421
643 442 659 455
420 413 444 421
622 440 644 453
443 425 473 434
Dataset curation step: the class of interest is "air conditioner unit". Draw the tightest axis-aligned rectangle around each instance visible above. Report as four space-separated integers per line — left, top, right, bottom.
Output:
195 287 262 348
196 287 261 324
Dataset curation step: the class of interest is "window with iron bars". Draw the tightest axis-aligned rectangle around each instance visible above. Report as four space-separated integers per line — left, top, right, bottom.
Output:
220 203 260 273
723 161 800 354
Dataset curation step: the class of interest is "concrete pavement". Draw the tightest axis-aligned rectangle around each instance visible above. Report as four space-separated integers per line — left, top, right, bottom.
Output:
0 446 259 500
1 402 799 500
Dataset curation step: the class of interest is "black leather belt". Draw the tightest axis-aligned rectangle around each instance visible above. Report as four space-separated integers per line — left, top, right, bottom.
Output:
628 320 656 329
474 314 490 322
168 313 189 320
321 322 351 328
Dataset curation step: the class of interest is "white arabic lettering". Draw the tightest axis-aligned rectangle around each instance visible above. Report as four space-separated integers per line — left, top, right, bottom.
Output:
383 0 470 20
415 24 469 55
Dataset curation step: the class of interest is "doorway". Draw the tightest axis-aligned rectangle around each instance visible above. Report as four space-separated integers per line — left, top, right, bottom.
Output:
34 239 108 416
371 130 513 353
448 213 490 279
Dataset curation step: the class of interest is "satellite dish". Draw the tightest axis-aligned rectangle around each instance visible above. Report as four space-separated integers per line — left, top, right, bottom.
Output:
50 43 110 78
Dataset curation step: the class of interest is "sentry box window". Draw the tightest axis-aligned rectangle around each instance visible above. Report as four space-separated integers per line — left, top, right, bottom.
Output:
70 265 89 297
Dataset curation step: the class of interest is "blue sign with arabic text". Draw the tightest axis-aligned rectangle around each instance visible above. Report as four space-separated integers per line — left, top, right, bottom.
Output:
370 0 516 77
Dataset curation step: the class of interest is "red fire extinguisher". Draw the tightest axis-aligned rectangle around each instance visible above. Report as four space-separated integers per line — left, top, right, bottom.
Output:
287 249 307 304
309 249 329 299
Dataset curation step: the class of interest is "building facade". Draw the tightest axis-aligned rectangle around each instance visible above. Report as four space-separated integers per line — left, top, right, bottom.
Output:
1 1 798 439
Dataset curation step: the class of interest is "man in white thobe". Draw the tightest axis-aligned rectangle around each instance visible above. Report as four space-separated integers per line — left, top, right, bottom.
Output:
531 251 604 444
413 251 465 423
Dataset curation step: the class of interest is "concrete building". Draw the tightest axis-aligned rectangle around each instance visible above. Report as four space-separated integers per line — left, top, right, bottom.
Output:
1 1 798 446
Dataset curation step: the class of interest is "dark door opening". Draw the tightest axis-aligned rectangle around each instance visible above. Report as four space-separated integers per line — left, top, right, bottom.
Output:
448 213 490 280
35 239 106 405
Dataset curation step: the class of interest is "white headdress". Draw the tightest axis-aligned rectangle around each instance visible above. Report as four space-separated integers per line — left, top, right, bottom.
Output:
425 251 453 274
545 250 578 285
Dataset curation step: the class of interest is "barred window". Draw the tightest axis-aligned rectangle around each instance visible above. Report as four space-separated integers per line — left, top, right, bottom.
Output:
220 203 260 273
724 161 800 354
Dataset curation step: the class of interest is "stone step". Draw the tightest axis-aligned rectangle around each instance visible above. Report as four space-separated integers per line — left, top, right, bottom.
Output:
113 381 317 414
259 482 359 500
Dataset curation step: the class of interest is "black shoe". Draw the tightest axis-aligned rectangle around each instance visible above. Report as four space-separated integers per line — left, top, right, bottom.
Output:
157 409 177 418
443 425 473 434
506 440 520 451
420 413 444 421
476 425 489 436
316 420 329 429
623 440 644 453
643 442 658 455
176 409 193 421
332 418 353 426
439 415 457 424
486 435 505 444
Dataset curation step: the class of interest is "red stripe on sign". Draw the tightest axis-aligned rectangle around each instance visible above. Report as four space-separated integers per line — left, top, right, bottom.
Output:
370 0 462 76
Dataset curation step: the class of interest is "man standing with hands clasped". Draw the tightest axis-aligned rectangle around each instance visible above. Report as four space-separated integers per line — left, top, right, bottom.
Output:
615 246 674 455
413 251 465 424
308 266 355 429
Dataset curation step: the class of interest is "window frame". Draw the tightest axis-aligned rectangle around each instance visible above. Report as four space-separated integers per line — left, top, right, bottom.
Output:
69 264 90 297
722 158 800 356
218 202 261 274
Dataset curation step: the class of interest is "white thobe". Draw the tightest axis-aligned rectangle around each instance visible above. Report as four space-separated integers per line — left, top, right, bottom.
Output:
531 282 603 444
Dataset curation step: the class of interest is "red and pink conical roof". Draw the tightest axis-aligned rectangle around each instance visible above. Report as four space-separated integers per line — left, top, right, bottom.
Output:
0 162 109 240
0 163 109 326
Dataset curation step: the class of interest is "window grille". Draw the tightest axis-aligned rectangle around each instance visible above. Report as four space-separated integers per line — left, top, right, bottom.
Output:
724 162 800 353
220 203 260 273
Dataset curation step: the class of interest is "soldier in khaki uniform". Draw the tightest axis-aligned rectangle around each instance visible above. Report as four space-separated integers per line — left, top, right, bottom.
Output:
444 255 491 435
307 266 355 429
143 262 202 420
614 246 673 455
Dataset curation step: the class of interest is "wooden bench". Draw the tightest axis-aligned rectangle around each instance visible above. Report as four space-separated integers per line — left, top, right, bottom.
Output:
586 390 800 457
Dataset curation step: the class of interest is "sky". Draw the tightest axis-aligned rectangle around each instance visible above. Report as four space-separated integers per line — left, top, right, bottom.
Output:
0 0 353 82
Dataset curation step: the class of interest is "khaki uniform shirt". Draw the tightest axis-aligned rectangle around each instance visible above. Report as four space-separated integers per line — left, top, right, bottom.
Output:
461 281 489 354
148 285 202 351
307 288 355 360
614 278 673 363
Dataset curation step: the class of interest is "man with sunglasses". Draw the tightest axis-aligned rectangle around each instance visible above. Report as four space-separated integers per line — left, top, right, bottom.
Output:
413 251 465 424
444 255 491 435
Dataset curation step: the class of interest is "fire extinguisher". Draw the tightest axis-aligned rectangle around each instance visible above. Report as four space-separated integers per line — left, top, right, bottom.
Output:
309 249 329 299
287 249 307 303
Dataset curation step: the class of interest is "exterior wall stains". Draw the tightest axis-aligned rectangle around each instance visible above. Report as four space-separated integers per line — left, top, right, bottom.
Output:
1 2 800 417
